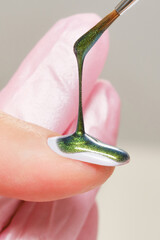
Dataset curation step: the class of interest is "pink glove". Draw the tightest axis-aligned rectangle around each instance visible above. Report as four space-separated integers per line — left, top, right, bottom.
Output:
0 14 120 239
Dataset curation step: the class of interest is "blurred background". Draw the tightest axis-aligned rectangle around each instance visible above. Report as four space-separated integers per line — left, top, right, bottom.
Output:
0 0 159 239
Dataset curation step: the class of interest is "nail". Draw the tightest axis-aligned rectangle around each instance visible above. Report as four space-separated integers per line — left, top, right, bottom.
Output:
47 134 130 167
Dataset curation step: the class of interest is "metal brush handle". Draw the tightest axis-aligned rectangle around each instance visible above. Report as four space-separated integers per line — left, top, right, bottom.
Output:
115 0 139 15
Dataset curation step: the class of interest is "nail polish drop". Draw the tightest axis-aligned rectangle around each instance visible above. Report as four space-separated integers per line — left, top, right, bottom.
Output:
48 9 130 166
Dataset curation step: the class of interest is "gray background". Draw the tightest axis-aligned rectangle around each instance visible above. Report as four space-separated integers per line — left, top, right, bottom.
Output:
0 1 160 239
0 0 159 144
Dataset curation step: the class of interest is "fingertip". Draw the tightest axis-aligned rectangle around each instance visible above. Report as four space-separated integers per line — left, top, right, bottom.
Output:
0 113 114 202
30 142 115 201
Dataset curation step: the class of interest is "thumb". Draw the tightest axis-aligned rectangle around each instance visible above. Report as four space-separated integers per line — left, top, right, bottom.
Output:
0 108 115 202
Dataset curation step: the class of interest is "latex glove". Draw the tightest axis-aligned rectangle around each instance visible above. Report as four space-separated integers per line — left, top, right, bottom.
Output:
0 14 120 239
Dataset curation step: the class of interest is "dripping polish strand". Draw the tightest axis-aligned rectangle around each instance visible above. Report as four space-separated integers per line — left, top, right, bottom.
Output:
48 0 140 166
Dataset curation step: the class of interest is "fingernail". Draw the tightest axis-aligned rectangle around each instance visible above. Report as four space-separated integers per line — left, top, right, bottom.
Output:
47 134 130 167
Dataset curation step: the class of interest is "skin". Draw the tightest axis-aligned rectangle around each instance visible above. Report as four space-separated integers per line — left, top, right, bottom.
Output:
0 111 114 202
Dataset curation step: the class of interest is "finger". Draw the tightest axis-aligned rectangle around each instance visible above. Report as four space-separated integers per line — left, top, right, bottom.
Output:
0 14 109 135
0 79 119 202
77 202 98 240
0 111 112 202
84 80 120 146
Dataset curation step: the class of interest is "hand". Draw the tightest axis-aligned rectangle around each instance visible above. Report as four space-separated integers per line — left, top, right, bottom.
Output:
0 13 120 239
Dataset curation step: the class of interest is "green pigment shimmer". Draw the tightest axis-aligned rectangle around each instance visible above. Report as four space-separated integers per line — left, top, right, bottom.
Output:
57 10 130 164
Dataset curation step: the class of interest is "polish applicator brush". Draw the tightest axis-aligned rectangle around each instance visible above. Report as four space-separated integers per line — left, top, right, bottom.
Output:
115 0 140 15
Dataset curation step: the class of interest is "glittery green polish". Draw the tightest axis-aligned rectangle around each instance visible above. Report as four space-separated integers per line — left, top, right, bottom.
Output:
57 133 129 163
48 0 139 166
